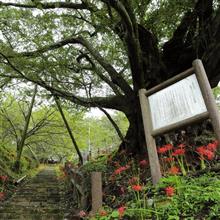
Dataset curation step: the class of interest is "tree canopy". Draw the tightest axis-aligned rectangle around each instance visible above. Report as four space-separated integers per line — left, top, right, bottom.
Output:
1 0 220 153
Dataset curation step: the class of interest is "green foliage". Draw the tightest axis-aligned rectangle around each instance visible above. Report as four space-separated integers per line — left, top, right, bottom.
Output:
0 91 128 172
154 174 220 218
85 112 128 151
0 144 38 178
213 86 220 100
144 0 194 43
90 173 220 219
80 154 109 173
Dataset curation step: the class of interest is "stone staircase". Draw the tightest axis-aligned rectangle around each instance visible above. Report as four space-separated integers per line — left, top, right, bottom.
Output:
0 166 67 220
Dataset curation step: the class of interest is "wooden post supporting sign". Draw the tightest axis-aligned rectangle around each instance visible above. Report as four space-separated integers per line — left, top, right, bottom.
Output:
193 60 220 142
139 89 162 185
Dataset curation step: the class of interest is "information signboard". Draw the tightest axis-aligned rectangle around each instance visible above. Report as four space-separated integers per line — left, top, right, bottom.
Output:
148 74 207 130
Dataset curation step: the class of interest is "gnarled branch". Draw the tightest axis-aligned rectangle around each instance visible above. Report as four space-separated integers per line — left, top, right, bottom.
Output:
0 1 92 10
0 52 127 111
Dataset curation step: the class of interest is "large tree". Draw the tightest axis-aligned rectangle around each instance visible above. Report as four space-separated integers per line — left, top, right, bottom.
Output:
0 0 220 154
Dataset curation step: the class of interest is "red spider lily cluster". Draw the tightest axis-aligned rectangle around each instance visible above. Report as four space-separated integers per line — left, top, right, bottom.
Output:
95 140 219 218
118 206 126 219
196 147 214 160
113 165 130 175
172 148 185 156
157 144 173 154
157 143 186 156
168 166 180 175
109 163 131 182
196 140 218 160
131 184 142 191
157 140 219 175
165 186 175 197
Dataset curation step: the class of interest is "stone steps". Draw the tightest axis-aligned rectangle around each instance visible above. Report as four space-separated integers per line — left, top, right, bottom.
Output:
0 166 67 220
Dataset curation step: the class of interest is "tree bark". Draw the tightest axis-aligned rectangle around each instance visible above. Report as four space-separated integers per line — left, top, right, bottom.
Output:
119 97 147 155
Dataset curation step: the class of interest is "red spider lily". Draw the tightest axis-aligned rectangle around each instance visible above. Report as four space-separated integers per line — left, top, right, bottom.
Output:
128 176 139 185
158 144 173 154
79 210 86 217
113 165 130 175
196 146 206 155
157 147 168 154
207 142 218 152
204 150 214 160
212 140 219 147
118 206 126 218
139 160 148 167
196 146 215 160
169 166 180 175
161 157 175 163
165 186 175 197
0 176 8 182
172 149 185 156
99 210 108 216
164 144 173 151
132 185 143 191
0 192 5 201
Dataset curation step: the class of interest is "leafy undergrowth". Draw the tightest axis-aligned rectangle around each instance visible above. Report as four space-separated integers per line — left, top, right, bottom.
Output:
0 164 45 203
87 173 220 220
75 140 220 219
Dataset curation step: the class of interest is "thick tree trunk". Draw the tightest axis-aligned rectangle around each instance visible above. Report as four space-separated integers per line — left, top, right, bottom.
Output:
119 96 147 155
119 0 217 155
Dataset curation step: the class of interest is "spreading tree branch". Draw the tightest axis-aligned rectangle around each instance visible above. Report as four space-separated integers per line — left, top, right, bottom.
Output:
26 110 55 139
0 109 19 142
103 0 145 90
77 37 133 95
54 95 83 165
102 0 133 33
76 51 122 95
0 1 92 11
3 35 132 96
0 52 127 111
99 107 124 142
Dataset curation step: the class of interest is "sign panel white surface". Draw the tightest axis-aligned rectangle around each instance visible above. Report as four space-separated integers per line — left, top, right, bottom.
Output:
148 74 207 130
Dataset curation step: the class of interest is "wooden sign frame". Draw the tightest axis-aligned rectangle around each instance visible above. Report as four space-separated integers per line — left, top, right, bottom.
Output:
139 59 220 185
